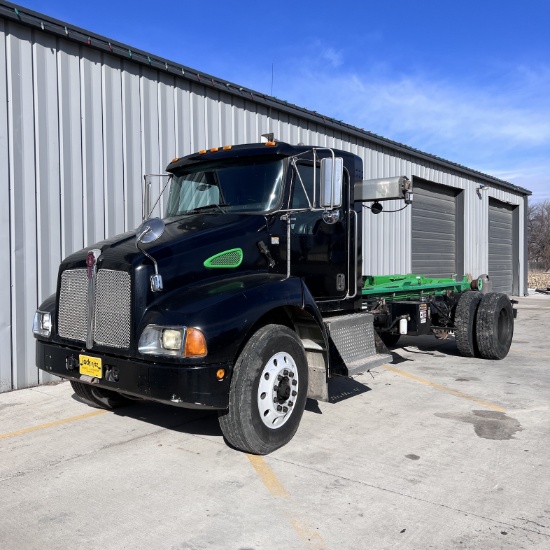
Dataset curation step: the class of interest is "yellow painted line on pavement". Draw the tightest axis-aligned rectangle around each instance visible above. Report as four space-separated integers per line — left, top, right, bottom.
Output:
247 454 289 498
247 454 328 548
0 409 108 440
383 365 506 412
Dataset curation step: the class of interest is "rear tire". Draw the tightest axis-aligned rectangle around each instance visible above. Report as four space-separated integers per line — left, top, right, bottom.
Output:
475 293 514 360
218 324 308 455
455 291 483 357
70 380 129 410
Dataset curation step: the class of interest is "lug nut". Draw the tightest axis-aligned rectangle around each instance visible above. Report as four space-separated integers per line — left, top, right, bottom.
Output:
292 390 297 396
274 385 279 391
288 401 293 407
289 372 294 378
283 369 288 376
277 375 282 381
283 407 288 413
292 380 297 386
277 405 282 412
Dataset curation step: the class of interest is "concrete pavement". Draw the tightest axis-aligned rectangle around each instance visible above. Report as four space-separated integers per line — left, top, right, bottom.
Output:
1 295 549 549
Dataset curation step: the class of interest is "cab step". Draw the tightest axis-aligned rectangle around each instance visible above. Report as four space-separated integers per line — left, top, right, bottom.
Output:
324 313 392 377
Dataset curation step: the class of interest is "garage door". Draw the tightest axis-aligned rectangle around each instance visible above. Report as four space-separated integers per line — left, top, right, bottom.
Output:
489 199 514 294
412 180 459 278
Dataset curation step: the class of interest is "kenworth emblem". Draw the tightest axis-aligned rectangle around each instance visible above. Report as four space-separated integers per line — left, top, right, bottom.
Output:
86 251 97 279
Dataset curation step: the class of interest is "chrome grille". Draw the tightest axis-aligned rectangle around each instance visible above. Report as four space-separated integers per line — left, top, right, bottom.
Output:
57 268 132 349
58 269 88 343
93 270 131 348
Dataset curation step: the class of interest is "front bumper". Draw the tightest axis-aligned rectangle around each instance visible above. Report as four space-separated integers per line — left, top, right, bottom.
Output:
36 341 232 409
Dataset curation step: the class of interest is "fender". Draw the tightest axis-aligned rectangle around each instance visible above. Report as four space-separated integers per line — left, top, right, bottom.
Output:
138 273 328 366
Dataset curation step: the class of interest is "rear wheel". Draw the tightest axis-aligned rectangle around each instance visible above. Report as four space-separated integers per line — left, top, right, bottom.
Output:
218 324 308 455
454 291 483 357
475 293 514 360
70 380 130 410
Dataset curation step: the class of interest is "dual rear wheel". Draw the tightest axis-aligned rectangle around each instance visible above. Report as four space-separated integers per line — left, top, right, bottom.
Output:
455 291 514 360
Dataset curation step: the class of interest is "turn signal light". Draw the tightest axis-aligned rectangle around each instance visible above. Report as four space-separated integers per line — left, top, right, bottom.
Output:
184 328 207 358
216 368 225 380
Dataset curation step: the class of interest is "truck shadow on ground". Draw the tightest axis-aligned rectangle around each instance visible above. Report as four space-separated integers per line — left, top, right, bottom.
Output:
70 395 224 438
72 377 374 438
389 335 463 358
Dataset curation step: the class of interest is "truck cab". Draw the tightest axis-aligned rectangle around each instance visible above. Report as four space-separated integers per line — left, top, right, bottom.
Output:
33 141 513 454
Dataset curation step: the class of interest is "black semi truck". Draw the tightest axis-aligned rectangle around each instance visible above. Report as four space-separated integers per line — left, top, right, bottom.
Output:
33 141 515 454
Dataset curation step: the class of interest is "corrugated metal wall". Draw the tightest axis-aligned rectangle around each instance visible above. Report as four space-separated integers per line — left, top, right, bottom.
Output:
0 15 527 392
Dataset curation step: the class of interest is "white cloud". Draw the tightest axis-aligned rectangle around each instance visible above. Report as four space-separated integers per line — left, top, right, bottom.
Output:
272 64 550 199
321 47 343 68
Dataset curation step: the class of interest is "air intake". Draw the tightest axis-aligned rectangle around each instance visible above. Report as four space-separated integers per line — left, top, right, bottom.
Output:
204 248 243 269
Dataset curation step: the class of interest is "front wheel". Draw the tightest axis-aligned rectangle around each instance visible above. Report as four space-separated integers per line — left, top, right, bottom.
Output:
218 324 308 455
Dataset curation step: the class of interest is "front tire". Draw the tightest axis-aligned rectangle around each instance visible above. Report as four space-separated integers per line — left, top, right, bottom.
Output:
70 380 130 410
218 324 308 455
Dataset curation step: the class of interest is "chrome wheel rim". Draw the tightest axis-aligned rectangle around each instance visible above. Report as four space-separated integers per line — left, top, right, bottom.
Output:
257 351 299 429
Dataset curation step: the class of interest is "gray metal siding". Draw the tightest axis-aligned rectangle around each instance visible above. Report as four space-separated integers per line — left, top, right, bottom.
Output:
0 15 528 392
0 18 11 392
488 200 514 294
411 181 457 278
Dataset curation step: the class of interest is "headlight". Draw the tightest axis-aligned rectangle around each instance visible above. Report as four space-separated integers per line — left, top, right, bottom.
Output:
162 329 183 351
32 310 52 338
138 325 207 358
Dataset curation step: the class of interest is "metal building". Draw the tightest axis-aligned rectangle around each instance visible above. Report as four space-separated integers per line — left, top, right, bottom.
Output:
0 1 530 392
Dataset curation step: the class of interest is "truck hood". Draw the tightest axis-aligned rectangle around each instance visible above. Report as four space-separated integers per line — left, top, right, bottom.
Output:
60 212 275 294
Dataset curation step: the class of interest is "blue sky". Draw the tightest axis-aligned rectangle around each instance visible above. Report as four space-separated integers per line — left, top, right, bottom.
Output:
16 0 550 201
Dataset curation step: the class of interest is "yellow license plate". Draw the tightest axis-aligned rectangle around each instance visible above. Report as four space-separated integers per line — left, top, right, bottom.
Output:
79 355 102 378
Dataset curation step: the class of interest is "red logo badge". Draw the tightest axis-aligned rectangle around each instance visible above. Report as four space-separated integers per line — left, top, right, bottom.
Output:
86 251 96 279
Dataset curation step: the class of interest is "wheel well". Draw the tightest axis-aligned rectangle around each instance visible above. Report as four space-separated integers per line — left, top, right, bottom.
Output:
236 306 329 402
245 306 326 350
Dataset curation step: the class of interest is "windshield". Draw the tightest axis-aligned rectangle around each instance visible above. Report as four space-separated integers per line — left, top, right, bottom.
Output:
165 157 284 217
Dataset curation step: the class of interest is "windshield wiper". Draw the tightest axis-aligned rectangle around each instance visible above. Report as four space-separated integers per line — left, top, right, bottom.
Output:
185 204 227 215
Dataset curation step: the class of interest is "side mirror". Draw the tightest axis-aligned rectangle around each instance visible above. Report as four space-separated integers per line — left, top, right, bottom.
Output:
319 157 343 209
136 217 165 244
136 218 166 292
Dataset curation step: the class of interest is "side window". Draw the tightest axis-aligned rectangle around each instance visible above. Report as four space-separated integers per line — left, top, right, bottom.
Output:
291 163 318 209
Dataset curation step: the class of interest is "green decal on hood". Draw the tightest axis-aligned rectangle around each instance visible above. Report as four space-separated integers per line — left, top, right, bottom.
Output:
204 248 243 269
